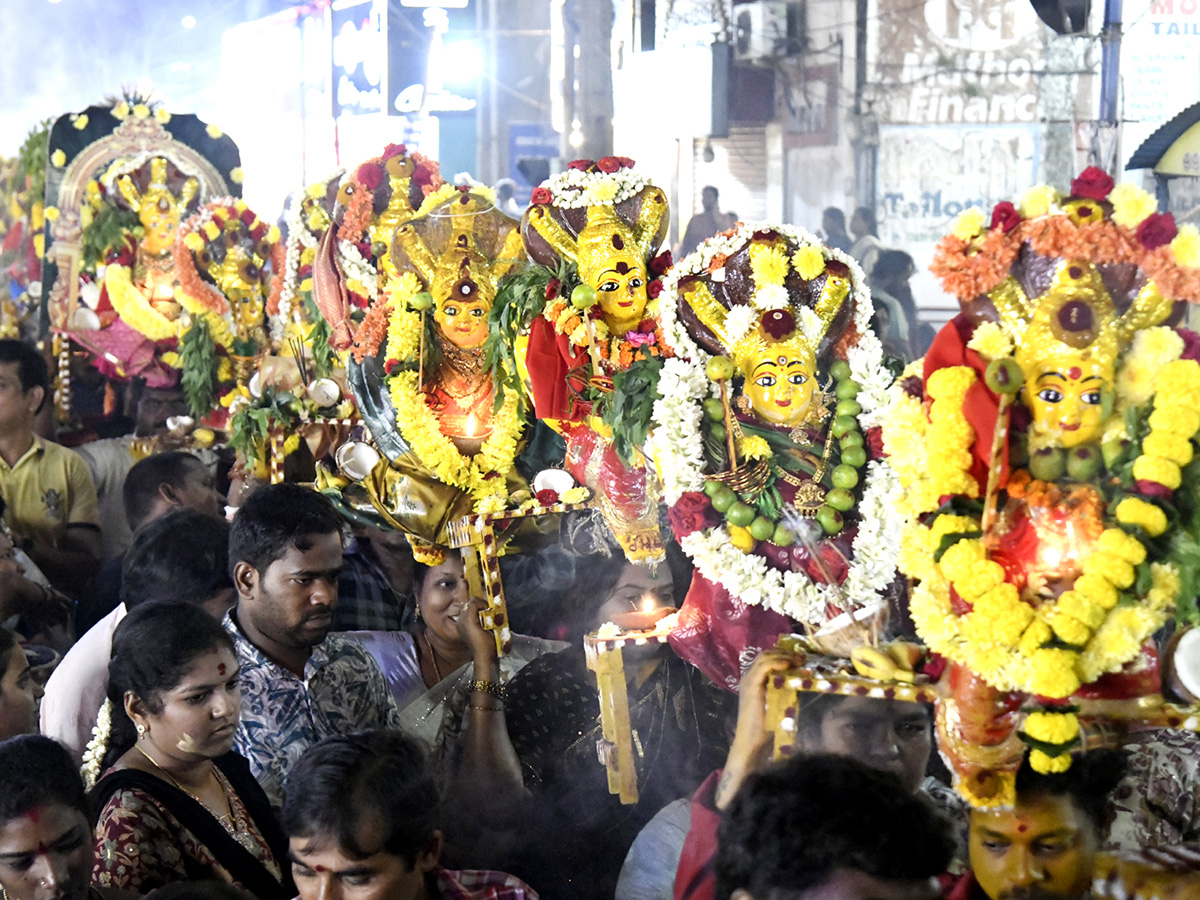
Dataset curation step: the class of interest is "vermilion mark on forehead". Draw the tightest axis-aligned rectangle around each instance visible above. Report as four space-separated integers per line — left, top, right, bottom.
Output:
26 808 39 825
1017 822 1028 833
313 865 327 873
218 663 227 676
1068 367 1082 380
35 844 49 854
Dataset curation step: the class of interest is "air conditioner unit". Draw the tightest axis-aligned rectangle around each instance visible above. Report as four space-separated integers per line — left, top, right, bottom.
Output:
734 2 789 62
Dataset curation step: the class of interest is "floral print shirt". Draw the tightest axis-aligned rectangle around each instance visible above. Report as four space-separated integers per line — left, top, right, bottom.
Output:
223 611 401 809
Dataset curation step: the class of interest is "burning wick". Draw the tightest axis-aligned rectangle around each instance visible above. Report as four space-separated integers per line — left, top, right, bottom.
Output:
1041 545 1064 569
640 595 656 613
465 410 477 438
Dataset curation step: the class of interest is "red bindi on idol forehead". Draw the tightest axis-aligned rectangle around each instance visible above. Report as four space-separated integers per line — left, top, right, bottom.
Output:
1068 367 1082 380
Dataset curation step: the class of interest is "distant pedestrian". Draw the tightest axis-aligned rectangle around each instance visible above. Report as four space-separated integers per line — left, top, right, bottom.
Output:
679 186 723 256
820 207 853 254
495 178 521 219
849 206 883 277
871 249 919 357
726 211 739 230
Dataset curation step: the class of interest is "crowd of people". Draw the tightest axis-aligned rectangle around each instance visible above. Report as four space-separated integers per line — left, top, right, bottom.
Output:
0 313 1197 900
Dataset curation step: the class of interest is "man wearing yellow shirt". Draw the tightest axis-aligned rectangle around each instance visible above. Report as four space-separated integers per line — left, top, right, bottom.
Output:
0 340 101 596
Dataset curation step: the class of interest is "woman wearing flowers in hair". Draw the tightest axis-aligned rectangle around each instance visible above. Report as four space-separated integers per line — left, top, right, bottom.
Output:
514 157 672 563
652 223 897 689
889 167 1200 805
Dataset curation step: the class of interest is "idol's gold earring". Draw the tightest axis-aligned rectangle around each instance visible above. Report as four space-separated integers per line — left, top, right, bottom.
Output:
734 393 751 414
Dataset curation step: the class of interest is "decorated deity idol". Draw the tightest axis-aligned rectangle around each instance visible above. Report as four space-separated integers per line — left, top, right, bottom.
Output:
651 223 898 688
498 157 672 562
41 98 240 398
332 182 531 558
174 198 280 423
0 123 51 342
886 168 1200 805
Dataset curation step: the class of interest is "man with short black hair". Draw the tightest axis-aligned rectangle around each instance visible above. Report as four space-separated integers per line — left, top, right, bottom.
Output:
680 186 723 256
227 483 400 809
716 753 954 900
0 339 100 595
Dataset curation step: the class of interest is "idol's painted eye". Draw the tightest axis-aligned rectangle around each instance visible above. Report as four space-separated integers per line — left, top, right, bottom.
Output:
442 305 459 317
628 278 644 289
755 374 777 388
1082 391 1102 405
1037 388 1064 404
598 281 620 292
470 308 484 318
788 372 808 386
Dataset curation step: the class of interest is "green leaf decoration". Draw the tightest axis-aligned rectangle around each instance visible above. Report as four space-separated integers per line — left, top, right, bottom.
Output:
598 355 664 466
179 318 218 419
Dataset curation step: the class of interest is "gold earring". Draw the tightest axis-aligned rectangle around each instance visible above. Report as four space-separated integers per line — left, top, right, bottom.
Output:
136 723 147 739
734 394 751 414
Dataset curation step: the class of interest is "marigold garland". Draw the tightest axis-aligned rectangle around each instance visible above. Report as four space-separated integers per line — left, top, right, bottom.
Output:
102 263 180 342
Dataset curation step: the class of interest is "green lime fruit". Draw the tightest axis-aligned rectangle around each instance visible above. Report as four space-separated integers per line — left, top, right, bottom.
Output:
1101 437 1127 469
839 430 864 449
571 284 597 309
816 505 844 535
830 360 852 382
709 423 727 443
703 479 723 498
1066 444 1102 481
749 516 776 541
409 291 434 311
1028 447 1065 482
825 487 855 511
841 445 867 468
710 487 737 513
771 523 795 546
726 502 756 528
831 415 857 438
835 379 861 401
706 356 735 382
831 464 859 489
702 398 725 421
983 358 1025 395
835 398 862 418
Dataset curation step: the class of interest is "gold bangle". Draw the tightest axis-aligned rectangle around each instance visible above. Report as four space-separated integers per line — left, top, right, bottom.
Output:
466 679 509 702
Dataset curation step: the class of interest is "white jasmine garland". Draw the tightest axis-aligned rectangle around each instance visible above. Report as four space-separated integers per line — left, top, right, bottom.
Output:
543 167 650 209
797 306 824 347
337 240 380 300
724 305 756 346
80 698 112 790
753 284 789 311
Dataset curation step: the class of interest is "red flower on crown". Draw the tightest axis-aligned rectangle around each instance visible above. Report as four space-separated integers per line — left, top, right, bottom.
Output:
597 157 620 174
531 186 552 205
356 163 385 191
990 201 1020 233
381 143 407 160
567 159 592 171
1069 167 1114 201
1137 212 1178 250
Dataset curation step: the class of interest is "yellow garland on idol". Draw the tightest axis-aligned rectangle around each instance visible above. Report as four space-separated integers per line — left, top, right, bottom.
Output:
893 169 1200 787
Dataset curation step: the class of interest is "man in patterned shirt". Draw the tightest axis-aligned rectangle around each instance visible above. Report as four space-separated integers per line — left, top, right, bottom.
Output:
226 483 401 809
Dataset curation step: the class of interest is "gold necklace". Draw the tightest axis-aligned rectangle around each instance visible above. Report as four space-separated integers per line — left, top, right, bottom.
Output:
134 744 258 852
420 629 444 682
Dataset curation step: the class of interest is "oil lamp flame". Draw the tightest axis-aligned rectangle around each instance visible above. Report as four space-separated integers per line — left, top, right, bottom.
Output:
641 595 655 612
465 410 477 438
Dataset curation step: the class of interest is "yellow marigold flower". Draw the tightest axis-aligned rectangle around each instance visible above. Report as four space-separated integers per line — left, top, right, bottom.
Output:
1155 359 1200 405
50 150 66 168
183 232 205 252
1142 432 1193 466
1148 407 1200 439
792 245 825 280
738 434 772 461
1117 327 1183 407
1172 224 1200 269
950 207 985 241
729 525 757 553
1116 496 1168 537
43 206 59 222
898 525 935 581
1109 182 1158 229
585 179 619 204
966 322 1014 361
112 101 130 120
72 114 89 130
1132 455 1181 490
1024 710 1080 745
561 486 591 504
1049 610 1091 646
1095 529 1146 566
1027 648 1081 698
206 123 224 139
750 242 790 287
154 108 172 124
132 104 150 119
1074 573 1119 610
300 278 313 292
267 225 281 244
1057 590 1106 629
80 207 93 228
230 167 245 185
1080 553 1135 590
930 514 979 543
1018 619 1053 657
1029 749 1073 774
475 494 507 515
939 539 986 582
928 365 977 400
956 560 1007 603
203 221 221 241
971 583 1031 646
1019 184 1059 219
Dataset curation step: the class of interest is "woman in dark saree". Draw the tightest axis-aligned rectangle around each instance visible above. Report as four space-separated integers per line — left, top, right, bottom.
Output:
88 602 291 900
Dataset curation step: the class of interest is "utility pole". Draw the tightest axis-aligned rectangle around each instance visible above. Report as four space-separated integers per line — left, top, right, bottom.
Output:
1094 0 1122 172
569 0 614 160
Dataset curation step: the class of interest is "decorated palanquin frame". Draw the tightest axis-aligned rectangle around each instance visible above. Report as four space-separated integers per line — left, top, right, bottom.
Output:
444 501 593 657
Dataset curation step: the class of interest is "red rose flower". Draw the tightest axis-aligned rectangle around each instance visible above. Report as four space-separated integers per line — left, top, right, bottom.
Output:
412 166 433 187
1069 166 1114 201
647 280 663 299
615 156 635 169
990 201 1020 233
385 358 400 374
349 291 369 310
650 250 673 277
865 425 885 459
535 489 560 505
1136 479 1173 500
567 159 592 171
1137 212 1178 250
545 278 560 300
1179 327 1200 363
597 156 620 174
762 309 795 340
803 541 850 585
668 491 719 539
240 209 256 226
356 162 385 191
531 186 552 205
381 143 407 160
